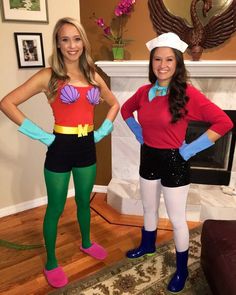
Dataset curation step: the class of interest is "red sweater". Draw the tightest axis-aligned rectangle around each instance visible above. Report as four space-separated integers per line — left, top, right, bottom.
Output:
121 84 233 149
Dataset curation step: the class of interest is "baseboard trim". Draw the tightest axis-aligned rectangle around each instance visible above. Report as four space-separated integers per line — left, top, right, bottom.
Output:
93 185 107 193
0 185 107 218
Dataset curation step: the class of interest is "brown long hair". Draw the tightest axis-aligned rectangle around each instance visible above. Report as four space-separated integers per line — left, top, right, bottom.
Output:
47 17 98 102
148 48 189 123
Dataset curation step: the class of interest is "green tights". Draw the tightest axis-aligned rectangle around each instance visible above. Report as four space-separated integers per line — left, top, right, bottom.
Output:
43 164 96 270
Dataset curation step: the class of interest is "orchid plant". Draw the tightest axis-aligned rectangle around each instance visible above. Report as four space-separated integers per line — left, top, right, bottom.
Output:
92 0 136 45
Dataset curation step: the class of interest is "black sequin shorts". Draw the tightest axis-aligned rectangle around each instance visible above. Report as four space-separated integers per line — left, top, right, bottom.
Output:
44 131 96 172
139 143 190 187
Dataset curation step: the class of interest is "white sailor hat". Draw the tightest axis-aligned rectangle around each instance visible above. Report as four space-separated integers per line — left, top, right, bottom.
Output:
146 32 188 53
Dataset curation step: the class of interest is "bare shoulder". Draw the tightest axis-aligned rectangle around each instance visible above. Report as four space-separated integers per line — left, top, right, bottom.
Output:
33 67 52 88
94 71 103 82
38 67 52 77
14 67 53 96
94 71 107 87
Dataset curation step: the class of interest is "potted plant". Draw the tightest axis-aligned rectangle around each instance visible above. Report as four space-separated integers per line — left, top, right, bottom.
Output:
92 0 136 60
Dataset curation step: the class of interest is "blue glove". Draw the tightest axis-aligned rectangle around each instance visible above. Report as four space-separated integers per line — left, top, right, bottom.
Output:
18 118 55 146
125 117 144 144
94 118 113 143
179 132 214 161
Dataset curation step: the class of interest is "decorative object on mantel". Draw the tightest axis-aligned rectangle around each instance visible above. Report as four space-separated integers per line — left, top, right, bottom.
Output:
91 0 136 61
112 43 125 60
148 0 236 61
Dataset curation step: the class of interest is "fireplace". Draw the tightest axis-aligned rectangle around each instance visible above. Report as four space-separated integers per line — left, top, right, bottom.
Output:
188 110 236 185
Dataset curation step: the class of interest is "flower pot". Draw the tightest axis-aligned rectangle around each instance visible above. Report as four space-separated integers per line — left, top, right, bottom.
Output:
112 44 124 61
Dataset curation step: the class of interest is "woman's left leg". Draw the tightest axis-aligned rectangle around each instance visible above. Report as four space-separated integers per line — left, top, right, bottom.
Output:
162 184 190 293
72 164 107 260
162 185 190 251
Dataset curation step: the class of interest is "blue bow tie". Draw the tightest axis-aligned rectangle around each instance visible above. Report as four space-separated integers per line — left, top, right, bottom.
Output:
148 81 168 101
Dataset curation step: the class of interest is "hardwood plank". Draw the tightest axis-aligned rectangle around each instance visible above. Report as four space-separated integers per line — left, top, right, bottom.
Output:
0 192 201 295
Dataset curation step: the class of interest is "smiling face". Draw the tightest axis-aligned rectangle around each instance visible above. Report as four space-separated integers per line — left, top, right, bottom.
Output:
57 23 84 64
152 47 177 87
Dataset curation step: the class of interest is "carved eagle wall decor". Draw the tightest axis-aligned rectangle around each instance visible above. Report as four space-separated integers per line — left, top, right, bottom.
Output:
148 0 236 60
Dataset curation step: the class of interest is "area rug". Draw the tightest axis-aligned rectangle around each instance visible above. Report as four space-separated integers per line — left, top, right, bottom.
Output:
50 226 212 295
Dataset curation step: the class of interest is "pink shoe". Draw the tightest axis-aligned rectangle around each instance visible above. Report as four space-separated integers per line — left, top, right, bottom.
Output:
80 242 107 260
44 266 68 288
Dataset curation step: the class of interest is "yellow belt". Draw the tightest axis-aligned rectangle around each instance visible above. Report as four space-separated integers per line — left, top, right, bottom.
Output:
54 124 94 137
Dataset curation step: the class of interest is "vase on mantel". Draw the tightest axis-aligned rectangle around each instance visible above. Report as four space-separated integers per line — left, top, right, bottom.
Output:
112 43 125 61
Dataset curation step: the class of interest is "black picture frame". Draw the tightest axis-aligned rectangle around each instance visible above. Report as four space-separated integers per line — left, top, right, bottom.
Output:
14 32 45 68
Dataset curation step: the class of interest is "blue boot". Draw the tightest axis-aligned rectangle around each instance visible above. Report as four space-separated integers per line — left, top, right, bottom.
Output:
126 227 157 259
167 249 189 293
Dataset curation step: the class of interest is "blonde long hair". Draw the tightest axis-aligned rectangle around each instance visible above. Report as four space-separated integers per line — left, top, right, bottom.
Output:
47 17 98 102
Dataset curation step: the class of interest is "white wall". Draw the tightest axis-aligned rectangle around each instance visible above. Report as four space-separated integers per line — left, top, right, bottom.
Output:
0 0 80 214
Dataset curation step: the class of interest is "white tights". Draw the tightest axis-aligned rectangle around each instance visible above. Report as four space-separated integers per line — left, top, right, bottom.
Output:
140 176 190 252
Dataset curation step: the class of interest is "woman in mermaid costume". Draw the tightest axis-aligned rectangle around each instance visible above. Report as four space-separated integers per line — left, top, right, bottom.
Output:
0 17 119 288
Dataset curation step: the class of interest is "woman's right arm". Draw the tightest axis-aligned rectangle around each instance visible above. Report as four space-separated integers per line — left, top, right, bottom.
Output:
0 68 55 146
0 68 51 125
121 87 144 144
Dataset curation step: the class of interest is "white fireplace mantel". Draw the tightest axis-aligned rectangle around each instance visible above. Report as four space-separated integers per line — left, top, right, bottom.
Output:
96 60 236 78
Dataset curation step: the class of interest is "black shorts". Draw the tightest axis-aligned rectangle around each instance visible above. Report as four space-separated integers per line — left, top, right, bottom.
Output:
44 131 96 172
139 144 190 187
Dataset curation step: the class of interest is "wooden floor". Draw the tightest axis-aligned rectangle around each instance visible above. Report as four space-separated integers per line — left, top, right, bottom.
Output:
0 193 201 295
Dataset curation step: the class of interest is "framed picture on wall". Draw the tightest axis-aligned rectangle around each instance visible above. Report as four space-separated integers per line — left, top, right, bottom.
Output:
14 32 45 68
1 0 48 23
